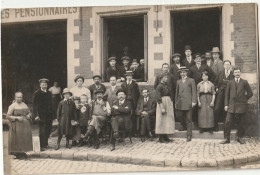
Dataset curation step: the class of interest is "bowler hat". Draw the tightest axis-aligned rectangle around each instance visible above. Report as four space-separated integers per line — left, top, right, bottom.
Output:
125 71 133 76
116 89 126 96
211 47 221 53
121 56 130 61
184 45 192 51
108 57 117 62
93 75 102 80
62 88 72 96
39 78 49 83
74 75 84 83
172 53 181 58
178 66 189 72
94 89 104 94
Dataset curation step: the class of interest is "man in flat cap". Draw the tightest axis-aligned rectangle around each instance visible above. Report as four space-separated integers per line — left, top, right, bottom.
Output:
32 78 53 151
110 89 133 151
88 75 106 101
211 47 224 77
170 53 183 81
182 45 195 70
106 57 123 82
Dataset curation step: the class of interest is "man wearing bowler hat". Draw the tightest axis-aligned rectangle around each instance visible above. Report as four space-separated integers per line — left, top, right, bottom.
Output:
175 67 197 142
88 75 106 100
106 57 123 82
211 47 224 76
32 78 53 151
182 45 195 70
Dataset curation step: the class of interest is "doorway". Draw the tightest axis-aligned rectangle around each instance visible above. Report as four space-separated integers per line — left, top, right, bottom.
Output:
100 14 148 81
1 20 67 111
171 8 221 59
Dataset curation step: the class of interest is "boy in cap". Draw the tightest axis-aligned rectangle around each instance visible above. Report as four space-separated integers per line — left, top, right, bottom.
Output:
88 75 106 100
55 88 77 150
32 78 53 151
106 57 123 82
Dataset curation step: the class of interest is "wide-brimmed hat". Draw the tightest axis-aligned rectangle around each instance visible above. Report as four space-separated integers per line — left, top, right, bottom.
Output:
184 45 192 51
94 89 104 94
39 78 49 83
116 89 126 96
172 53 181 58
211 47 221 53
92 75 102 80
62 88 72 95
108 57 117 62
125 70 133 76
178 66 189 72
74 75 84 83
121 56 130 61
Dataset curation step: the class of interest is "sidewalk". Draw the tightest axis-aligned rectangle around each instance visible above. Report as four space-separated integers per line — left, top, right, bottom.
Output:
28 128 260 168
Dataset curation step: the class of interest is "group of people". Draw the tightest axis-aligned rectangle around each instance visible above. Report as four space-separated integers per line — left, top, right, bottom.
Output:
6 45 253 159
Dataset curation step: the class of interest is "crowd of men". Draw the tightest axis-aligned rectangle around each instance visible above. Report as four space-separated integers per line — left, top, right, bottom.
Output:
32 45 253 152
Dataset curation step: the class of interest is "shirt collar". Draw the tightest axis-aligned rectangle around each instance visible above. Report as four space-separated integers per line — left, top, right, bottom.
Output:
144 97 149 101
64 98 69 101
119 99 125 104
41 88 47 92
201 81 209 84
127 80 132 85
97 99 103 103
182 76 187 80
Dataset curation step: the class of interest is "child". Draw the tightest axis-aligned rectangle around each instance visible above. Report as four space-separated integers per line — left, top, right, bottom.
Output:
55 88 77 150
78 94 92 146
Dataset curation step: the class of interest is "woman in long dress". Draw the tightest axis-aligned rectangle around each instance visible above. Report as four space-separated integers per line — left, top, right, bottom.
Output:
155 74 175 143
197 71 216 133
7 92 33 159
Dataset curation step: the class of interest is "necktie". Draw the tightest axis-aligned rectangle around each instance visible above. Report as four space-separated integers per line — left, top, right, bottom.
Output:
236 78 239 84
225 70 228 78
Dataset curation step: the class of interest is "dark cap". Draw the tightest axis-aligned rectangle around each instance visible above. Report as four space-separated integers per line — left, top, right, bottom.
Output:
121 56 130 61
39 78 49 83
172 53 181 58
93 75 102 80
184 45 192 51
116 89 126 96
108 57 117 62
125 71 133 76
194 53 201 58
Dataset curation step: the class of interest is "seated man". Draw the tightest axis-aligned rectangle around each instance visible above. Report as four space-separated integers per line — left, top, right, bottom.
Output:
135 88 156 141
84 90 111 149
110 89 132 151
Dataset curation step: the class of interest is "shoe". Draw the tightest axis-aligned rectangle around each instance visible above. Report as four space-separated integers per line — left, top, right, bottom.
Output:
178 128 185 131
159 137 165 143
55 145 60 150
186 136 191 142
199 129 203 133
77 140 83 147
113 132 119 139
46 145 51 149
220 139 230 144
237 137 245 144
110 144 115 151
40 148 46 151
94 143 100 149
148 132 153 138
210 130 213 134
164 136 173 142
214 126 219 132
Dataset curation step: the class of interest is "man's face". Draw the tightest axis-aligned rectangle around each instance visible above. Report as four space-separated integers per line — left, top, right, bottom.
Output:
202 74 208 81
162 76 168 83
185 50 192 57
123 60 129 66
132 62 138 69
224 62 231 70
94 77 101 85
40 82 48 90
212 53 220 60
110 77 116 86
126 75 132 81
117 92 126 100
162 65 169 73
195 57 201 64
54 82 58 87
173 56 180 64
76 79 83 87
80 96 87 103
15 93 23 103
180 71 187 78
96 93 103 99
142 90 149 98
64 93 71 99
233 69 241 78
140 59 144 65
109 60 116 67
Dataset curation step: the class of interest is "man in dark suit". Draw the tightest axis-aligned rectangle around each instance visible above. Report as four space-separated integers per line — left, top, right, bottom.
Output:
154 63 176 100
105 57 124 82
121 71 140 135
175 67 197 142
104 76 121 107
182 45 195 70
211 47 224 77
221 66 253 144
135 88 156 140
110 89 133 151
214 60 234 131
32 78 53 151
170 53 183 79
88 75 106 100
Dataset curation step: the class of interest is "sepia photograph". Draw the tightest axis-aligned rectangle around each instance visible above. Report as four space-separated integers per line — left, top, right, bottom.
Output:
1 0 260 174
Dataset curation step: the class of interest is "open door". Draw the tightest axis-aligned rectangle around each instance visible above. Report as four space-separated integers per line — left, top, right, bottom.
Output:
144 14 148 81
100 17 108 82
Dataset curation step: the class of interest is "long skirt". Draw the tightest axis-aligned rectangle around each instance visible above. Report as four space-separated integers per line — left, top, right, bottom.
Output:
8 118 33 154
155 96 175 134
89 115 107 134
198 94 214 128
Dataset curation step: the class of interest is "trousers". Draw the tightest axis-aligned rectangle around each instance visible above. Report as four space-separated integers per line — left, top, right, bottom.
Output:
39 119 52 148
176 109 192 136
224 112 245 140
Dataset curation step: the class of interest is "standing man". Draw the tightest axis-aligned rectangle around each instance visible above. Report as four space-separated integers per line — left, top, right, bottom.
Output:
106 57 123 82
221 67 253 144
32 78 53 151
170 53 183 80
214 60 234 131
211 47 224 76
104 76 121 107
205 51 213 68
121 71 140 135
182 45 195 70
175 67 197 142
88 75 106 100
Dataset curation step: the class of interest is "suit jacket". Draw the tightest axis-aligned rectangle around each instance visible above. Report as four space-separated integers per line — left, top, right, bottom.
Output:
32 89 53 122
104 85 120 106
88 83 106 100
175 78 197 110
214 70 234 91
121 81 140 108
111 100 133 131
169 63 183 80
189 64 216 85
105 65 123 82
182 57 195 69
211 58 224 76
57 99 77 122
225 78 253 114
135 97 156 117
154 72 176 100
132 67 144 82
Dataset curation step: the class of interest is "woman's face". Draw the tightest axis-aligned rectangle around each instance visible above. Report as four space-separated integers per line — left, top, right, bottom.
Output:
202 74 208 81
76 78 83 87
15 92 23 103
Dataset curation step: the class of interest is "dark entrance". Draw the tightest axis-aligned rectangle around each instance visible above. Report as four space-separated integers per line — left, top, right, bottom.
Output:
100 14 148 81
1 20 67 112
171 8 221 58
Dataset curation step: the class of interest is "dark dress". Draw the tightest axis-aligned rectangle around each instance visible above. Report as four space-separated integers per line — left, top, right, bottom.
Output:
7 102 33 154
